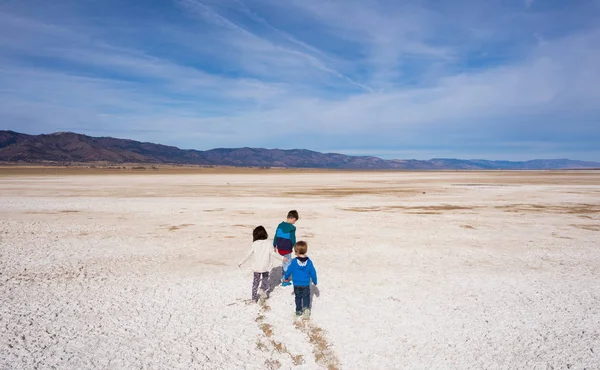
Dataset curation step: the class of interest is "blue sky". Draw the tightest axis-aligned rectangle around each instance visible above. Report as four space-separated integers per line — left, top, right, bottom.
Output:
1 0 599 160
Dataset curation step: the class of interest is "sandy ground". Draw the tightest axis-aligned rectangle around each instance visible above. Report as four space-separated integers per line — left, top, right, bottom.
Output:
1 170 599 369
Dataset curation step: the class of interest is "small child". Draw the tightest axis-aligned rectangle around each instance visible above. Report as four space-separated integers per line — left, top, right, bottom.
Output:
274 210 299 287
239 226 287 303
283 241 318 318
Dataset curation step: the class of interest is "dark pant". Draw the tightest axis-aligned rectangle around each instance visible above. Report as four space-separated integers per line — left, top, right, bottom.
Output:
252 272 269 301
294 286 310 313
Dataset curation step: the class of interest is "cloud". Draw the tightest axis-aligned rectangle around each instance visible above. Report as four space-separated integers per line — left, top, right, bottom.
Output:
175 0 374 92
0 0 599 160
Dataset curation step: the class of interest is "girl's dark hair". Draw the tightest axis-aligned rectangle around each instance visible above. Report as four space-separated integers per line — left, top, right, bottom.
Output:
253 225 268 242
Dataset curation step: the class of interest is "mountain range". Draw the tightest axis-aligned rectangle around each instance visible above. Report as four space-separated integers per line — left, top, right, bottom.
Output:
1 130 599 170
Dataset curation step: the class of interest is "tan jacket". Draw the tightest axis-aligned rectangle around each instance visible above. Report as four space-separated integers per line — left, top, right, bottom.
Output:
239 239 284 273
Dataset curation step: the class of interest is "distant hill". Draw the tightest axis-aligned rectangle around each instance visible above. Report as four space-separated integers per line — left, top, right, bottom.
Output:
1 130 598 170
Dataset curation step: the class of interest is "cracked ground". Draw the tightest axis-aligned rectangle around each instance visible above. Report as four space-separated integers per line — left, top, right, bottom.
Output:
1 170 600 369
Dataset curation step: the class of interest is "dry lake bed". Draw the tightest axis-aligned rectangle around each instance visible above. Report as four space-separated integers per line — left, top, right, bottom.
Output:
1 169 599 369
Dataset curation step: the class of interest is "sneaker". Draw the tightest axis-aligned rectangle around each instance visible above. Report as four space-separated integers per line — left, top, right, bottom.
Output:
303 308 310 319
295 311 302 318
258 289 267 299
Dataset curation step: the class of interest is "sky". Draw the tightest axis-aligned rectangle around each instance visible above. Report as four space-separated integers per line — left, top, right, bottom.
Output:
1 0 599 161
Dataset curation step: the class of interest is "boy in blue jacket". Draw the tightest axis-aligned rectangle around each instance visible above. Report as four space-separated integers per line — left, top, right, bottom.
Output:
274 210 299 287
283 241 318 319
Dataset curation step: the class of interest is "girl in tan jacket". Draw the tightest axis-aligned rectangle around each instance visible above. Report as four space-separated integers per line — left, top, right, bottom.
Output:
238 226 288 302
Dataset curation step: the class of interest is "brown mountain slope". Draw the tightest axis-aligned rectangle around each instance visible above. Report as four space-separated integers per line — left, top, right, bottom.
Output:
1 130 599 169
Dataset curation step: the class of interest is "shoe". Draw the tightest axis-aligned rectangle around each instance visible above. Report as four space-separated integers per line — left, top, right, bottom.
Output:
258 289 267 299
303 308 310 319
295 311 302 317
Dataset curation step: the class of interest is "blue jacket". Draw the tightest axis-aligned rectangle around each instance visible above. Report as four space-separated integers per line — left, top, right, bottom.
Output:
284 257 317 286
273 221 296 255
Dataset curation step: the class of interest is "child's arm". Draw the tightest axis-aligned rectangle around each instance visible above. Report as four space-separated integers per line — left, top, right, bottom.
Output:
238 247 253 267
310 262 318 286
270 249 287 262
290 227 296 247
283 262 294 281
273 226 279 248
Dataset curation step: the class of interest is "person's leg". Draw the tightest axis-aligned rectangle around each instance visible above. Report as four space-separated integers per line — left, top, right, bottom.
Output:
281 253 291 275
260 272 269 298
303 286 311 311
251 272 260 302
293 286 302 315
281 253 292 286
258 272 269 299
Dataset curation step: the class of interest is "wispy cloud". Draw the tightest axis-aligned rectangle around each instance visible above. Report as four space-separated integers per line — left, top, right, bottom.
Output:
0 0 599 160
175 0 373 91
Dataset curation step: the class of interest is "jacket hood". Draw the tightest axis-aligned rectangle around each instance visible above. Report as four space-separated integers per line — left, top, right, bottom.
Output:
278 221 296 233
296 256 309 269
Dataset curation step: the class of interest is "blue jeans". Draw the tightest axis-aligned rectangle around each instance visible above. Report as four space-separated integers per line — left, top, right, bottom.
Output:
281 253 292 278
294 286 310 313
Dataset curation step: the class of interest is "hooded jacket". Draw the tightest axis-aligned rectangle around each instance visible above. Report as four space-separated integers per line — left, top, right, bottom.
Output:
273 221 296 256
283 256 317 286
239 239 284 273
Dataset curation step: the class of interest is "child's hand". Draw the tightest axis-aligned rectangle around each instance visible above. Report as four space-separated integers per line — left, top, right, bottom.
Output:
283 257 288 262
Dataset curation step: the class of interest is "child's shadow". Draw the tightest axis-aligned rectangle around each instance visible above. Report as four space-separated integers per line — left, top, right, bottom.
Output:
267 267 283 295
309 285 320 310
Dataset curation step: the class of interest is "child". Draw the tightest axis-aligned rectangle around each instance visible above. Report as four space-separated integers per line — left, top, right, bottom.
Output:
273 210 299 287
239 226 287 303
283 241 318 319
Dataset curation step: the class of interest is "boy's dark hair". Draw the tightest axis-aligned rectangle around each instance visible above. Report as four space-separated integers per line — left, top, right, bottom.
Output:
294 241 308 255
287 210 299 220
253 225 268 242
